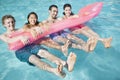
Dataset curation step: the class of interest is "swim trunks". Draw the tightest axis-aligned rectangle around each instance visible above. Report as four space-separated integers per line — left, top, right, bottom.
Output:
15 44 47 65
49 32 60 41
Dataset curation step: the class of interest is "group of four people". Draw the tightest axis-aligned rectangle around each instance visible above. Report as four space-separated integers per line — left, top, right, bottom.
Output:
0 4 112 78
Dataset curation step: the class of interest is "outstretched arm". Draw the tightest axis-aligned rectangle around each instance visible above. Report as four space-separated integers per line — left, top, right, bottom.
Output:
0 34 29 45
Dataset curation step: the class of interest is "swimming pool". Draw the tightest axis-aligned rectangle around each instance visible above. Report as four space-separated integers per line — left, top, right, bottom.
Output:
0 0 120 80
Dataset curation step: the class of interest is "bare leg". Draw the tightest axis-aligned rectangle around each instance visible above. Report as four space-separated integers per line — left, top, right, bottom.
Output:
65 34 90 51
72 26 112 48
71 43 82 49
29 55 66 78
40 40 61 50
66 34 86 45
40 38 69 56
37 50 77 72
71 43 90 52
85 28 112 48
56 36 68 44
83 26 99 37
71 27 93 38
46 38 60 45
52 36 71 56
37 49 66 66
82 27 112 48
88 37 98 51
70 38 94 52
40 38 60 46
65 32 97 52
71 26 99 38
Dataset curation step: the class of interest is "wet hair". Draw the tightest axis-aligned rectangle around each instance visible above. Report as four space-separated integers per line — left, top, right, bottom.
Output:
2 15 15 25
26 12 39 25
49 4 58 10
63 3 74 15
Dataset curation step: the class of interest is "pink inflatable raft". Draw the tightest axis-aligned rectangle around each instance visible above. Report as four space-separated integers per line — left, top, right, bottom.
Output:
9 2 103 50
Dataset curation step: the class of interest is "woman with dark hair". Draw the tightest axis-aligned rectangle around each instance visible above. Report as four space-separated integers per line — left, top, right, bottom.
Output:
45 5 95 52
23 12 70 57
63 4 74 16
62 3 112 49
0 14 64 77
15 12 77 77
26 12 39 25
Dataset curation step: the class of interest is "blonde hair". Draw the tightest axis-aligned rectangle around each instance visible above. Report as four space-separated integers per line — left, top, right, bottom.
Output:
2 15 15 25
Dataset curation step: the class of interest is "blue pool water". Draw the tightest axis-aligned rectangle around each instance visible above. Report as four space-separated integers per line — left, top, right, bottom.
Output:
0 0 120 80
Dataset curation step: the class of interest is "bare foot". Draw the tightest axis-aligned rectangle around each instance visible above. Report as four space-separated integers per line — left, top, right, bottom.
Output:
81 38 92 52
103 37 112 48
81 44 89 52
83 39 91 52
89 37 98 51
61 40 71 57
53 63 66 78
67 52 77 72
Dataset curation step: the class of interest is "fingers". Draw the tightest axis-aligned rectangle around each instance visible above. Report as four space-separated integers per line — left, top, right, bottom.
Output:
31 28 44 38
20 36 30 45
31 29 37 38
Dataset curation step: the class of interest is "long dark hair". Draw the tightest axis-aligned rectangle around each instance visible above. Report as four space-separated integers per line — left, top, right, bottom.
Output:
26 12 39 25
63 4 74 15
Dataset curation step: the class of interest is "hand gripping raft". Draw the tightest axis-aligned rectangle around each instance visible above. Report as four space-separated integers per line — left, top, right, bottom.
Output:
9 2 103 50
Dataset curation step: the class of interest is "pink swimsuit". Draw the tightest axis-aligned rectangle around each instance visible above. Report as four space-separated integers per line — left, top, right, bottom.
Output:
69 24 85 31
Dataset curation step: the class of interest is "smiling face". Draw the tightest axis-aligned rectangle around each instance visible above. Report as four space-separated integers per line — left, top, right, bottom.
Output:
49 7 58 19
64 6 72 17
28 14 37 25
3 18 15 31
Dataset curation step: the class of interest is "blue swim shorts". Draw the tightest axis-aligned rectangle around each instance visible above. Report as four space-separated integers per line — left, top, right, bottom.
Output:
15 44 47 64
60 30 69 38
49 32 60 41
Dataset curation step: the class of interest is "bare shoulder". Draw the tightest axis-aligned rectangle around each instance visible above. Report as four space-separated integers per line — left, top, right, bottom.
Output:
39 22 44 26
40 20 50 26
57 17 63 21
71 15 79 18
22 24 31 31
22 24 27 29
23 24 28 28
42 20 48 24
